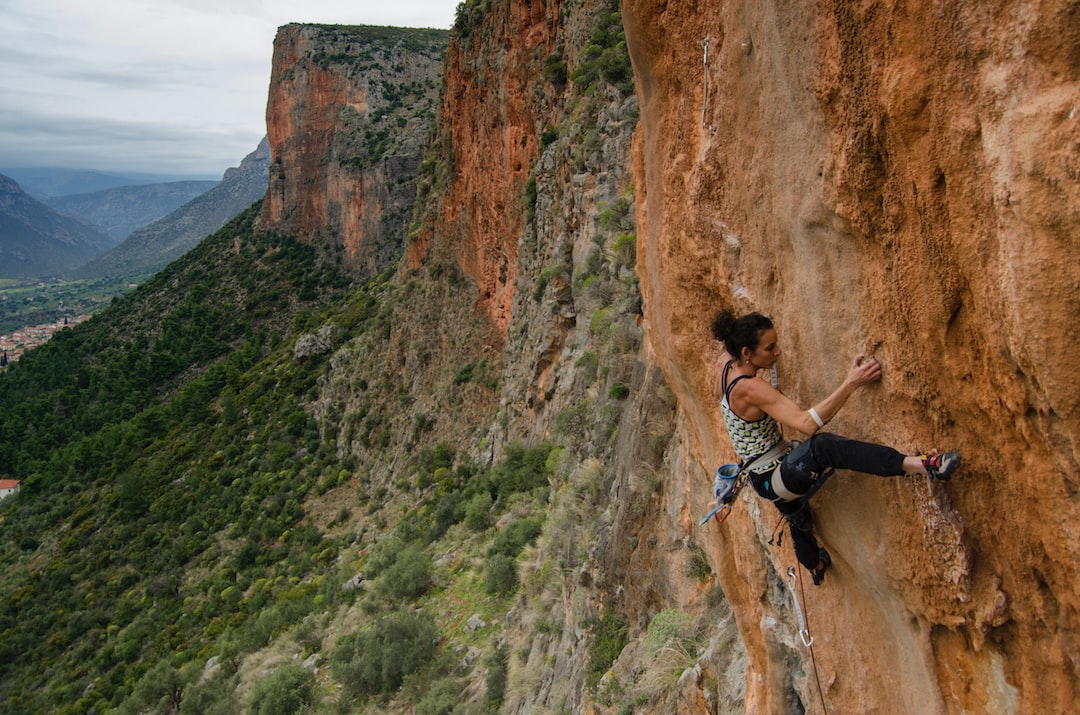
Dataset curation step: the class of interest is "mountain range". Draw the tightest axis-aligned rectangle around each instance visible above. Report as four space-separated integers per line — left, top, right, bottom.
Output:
0 138 270 281
43 180 219 243
70 137 271 279
1 167 219 200
0 173 112 278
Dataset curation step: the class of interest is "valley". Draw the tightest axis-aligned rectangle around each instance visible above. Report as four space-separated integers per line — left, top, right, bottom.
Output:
0 276 144 336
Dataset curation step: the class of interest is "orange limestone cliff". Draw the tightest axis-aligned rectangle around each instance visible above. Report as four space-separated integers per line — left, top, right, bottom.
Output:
624 0 1079 712
261 24 447 279
406 1 561 336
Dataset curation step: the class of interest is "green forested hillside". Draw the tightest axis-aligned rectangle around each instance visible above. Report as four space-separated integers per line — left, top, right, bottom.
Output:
0 200 573 714
0 203 356 711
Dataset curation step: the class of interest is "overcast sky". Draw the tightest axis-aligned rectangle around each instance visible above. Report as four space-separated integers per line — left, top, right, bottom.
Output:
0 0 459 178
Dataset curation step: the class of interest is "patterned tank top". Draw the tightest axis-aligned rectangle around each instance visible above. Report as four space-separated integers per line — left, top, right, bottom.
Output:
720 361 784 470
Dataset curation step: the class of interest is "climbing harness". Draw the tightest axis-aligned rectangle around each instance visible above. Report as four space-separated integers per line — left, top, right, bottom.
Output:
700 436 800 527
700 35 710 127
786 567 813 647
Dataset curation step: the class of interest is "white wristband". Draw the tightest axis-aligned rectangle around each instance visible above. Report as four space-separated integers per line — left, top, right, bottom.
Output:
808 407 825 428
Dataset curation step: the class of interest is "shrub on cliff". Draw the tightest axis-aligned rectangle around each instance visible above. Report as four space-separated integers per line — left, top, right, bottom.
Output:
570 5 633 96
483 552 518 595
454 0 494 37
465 491 494 531
248 664 315 715
332 609 440 698
488 516 544 558
375 542 433 600
586 609 629 690
490 441 553 501
544 54 568 87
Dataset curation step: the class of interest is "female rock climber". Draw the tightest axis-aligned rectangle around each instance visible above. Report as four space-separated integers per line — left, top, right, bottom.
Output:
711 310 960 585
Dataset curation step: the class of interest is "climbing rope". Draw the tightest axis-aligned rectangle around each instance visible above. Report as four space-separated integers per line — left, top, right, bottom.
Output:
788 565 829 713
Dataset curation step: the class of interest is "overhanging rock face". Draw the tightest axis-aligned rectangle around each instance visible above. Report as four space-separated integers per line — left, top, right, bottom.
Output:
623 0 1080 711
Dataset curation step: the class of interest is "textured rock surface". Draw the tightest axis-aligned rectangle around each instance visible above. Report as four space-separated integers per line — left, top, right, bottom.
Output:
624 0 1079 712
405 2 560 336
261 24 447 280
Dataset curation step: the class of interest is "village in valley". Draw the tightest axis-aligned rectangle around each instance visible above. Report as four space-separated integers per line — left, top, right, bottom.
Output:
0 275 139 368
0 314 91 367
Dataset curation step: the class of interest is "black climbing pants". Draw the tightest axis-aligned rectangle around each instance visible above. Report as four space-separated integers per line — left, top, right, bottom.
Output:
756 432 908 571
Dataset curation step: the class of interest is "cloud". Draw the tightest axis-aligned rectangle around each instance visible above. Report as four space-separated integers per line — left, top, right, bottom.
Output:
0 103 257 176
0 0 459 175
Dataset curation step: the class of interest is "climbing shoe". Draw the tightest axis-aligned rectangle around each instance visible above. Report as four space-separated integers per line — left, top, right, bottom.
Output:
921 451 961 481
811 549 831 586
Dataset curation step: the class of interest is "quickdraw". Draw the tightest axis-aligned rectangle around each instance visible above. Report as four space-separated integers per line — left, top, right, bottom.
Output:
699 502 729 525
791 563 830 712
700 35 711 127
786 567 814 647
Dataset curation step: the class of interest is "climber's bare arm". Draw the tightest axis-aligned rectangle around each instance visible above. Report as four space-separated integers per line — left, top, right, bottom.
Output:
738 354 882 435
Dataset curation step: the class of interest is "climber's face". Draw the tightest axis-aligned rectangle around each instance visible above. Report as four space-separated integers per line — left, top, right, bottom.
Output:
749 328 781 368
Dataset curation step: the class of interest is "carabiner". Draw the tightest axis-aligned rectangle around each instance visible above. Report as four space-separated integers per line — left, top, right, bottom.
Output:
786 567 814 647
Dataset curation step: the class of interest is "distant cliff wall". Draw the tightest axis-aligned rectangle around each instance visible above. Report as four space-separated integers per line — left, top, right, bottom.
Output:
261 24 447 279
624 0 1080 712
405 2 562 335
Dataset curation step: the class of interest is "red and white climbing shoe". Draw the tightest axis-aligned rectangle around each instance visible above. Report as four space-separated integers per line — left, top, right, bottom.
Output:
921 451 961 481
